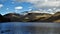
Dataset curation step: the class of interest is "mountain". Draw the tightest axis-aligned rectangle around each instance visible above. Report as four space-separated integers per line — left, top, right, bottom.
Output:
0 14 10 22
0 14 3 22
21 13 52 22
45 12 60 23
21 12 60 23
3 13 23 22
0 11 60 23
53 12 60 22
35 12 60 23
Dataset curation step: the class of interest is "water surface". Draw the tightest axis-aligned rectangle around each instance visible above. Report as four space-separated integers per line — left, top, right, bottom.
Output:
0 22 60 34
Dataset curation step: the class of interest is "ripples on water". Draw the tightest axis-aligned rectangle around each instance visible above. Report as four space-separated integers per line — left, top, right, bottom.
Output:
0 22 60 34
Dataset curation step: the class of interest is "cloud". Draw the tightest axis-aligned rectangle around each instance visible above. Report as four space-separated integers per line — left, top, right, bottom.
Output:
15 6 23 10
47 9 53 11
0 4 3 8
6 8 9 10
28 9 32 11
55 9 60 12
13 0 60 8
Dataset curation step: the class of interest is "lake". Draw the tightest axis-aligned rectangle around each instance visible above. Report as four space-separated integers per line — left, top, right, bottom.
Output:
0 22 60 34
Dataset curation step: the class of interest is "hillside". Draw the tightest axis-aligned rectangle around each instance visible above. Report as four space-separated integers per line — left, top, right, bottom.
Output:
0 14 10 22
21 13 52 22
0 12 60 23
48 12 60 23
3 13 23 22
37 12 60 23
21 12 60 23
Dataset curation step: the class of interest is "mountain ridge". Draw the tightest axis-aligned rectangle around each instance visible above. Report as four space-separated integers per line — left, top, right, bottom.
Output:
0 12 60 23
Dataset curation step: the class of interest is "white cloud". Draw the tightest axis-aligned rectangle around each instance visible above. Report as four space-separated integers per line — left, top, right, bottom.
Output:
0 4 3 8
47 9 53 11
14 0 60 8
6 8 9 10
28 9 32 11
32 0 60 8
13 0 60 13
53 8 56 10
29 11 41 13
55 9 60 12
15 6 23 10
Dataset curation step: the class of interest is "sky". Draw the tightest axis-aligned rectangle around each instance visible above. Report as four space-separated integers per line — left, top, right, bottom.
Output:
0 0 60 15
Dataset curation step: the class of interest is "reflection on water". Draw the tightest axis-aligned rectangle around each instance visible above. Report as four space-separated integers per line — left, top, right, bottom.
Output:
0 22 60 34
